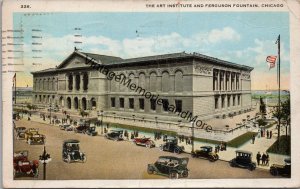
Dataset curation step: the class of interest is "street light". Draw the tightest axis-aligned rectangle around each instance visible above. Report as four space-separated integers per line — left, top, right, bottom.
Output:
190 121 195 153
39 146 52 180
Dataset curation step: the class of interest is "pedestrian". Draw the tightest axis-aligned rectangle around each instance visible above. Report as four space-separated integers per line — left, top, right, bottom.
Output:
266 152 270 166
270 130 272 139
185 137 188 145
256 152 261 166
224 142 227 151
262 153 267 165
260 129 263 138
267 130 269 139
252 134 256 144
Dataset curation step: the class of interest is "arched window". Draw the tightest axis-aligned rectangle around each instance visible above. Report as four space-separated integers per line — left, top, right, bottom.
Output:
162 71 170 92
82 97 87 110
138 72 146 89
149 72 157 92
75 74 80 91
74 97 79 109
67 97 71 109
174 70 183 92
91 98 97 109
128 73 135 92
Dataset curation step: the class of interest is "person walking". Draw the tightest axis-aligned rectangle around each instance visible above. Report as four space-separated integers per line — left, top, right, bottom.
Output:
262 153 267 166
256 152 261 166
266 152 270 166
270 130 272 139
252 134 256 144
267 130 269 139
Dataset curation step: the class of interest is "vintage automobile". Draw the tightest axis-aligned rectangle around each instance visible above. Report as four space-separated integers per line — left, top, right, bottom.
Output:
270 157 291 177
229 150 256 171
159 137 184 154
133 137 155 148
74 122 89 133
25 128 45 145
147 156 189 179
62 139 87 163
85 126 98 136
191 146 219 162
13 151 39 178
59 124 73 131
105 130 124 141
15 127 26 140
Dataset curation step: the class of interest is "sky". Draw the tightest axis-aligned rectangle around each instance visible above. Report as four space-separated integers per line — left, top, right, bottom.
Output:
13 12 290 90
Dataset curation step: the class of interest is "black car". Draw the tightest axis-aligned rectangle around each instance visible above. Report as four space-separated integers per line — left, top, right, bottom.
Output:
191 146 219 162
15 127 26 140
159 137 184 154
147 156 189 179
62 139 87 163
229 150 256 171
86 126 98 136
270 157 291 177
105 130 123 141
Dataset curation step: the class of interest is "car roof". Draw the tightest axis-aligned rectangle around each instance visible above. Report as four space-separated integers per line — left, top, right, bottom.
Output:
63 139 80 144
235 150 252 154
158 156 183 161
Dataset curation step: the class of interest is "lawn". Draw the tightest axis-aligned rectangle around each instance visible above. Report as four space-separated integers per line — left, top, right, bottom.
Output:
227 132 257 148
267 136 290 155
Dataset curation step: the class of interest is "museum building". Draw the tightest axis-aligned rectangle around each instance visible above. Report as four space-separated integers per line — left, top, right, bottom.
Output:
31 49 253 124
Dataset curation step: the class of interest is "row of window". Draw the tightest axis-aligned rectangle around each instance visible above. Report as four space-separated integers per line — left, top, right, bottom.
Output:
215 95 241 109
110 97 182 112
213 70 240 91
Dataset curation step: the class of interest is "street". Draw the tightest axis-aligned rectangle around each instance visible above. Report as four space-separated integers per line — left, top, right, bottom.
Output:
14 119 277 180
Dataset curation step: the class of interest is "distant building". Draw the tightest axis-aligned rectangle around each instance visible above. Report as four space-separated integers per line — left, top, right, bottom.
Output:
13 87 33 104
31 50 253 123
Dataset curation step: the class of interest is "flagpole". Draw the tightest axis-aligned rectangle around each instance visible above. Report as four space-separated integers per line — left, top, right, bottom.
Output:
277 35 281 148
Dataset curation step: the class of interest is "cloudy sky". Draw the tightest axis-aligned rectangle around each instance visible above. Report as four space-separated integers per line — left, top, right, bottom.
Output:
13 12 290 90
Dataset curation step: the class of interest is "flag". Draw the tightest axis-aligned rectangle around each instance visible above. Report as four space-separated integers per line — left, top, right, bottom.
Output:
266 55 277 69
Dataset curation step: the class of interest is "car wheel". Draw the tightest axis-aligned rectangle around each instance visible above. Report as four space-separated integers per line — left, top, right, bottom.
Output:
230 162 235 167
174 148 180 154
270 169 278 176
159 146 164 151
146 143 151 148
209 156 215 162
147 168 154 174
169 172 179 179
182 171 189 178
67 155 71 163
248 165 255 171
82 155 87 163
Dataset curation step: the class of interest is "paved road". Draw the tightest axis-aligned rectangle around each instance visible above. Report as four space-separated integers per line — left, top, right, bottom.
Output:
14 119 277 180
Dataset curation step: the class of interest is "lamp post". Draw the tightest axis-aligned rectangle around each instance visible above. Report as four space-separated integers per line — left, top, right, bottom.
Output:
100 110 104 134
39 146 51 180
190 121 195 153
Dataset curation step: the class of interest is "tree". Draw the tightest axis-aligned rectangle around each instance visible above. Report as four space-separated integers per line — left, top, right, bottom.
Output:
259 96 266 115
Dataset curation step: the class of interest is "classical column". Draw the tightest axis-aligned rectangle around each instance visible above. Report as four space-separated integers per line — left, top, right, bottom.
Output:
217 70 220 91
234 73 236 91
80 72 84 92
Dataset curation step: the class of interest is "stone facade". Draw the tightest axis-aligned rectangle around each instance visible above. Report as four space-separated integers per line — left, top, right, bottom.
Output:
31 50 253 125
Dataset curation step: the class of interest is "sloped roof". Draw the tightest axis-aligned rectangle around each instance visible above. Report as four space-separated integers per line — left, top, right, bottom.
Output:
81 52 123 64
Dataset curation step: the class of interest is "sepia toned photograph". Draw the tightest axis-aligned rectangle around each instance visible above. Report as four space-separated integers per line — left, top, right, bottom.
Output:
2 0 300 188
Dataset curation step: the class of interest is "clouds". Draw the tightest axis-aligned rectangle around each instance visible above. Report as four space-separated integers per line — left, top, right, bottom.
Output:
207 27 241 43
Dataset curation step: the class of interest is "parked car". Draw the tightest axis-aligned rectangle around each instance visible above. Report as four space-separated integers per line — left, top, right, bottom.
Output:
133 137 155 148
74 124 89 133
25 128 45 145
191 146 219 162
270 157 291 177
15 127 26 140
62 139 87 163
147 156 189 179
13 151 39 178
159 137 184 154
229 150 256 171
105 130 123 141
59 124 73 131
85 126 98 136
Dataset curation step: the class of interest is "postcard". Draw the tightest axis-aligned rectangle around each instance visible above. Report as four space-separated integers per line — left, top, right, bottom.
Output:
1 0 300 188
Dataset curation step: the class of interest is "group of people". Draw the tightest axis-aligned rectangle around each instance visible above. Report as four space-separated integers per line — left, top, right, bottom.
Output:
256 152 270 166
215 142 227 153
259 128 273 139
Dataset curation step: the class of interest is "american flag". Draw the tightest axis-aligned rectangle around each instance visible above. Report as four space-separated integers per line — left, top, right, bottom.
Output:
266 55 277 69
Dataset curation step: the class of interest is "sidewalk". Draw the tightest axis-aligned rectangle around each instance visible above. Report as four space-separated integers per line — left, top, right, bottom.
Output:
28 114 289 170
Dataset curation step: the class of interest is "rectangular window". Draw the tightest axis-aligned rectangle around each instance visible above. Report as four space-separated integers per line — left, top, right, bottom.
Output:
139 98 144 110
222 96 225 108
215 97 219 109
238 95 240 105
150 99 156 111
129 98 134 109
162 99 169 112
233 96 236 106
175 100 182 112
111 97 115 108
119 98 124 108
227 96 230 107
